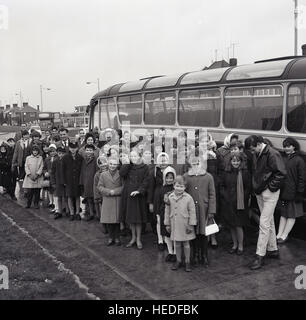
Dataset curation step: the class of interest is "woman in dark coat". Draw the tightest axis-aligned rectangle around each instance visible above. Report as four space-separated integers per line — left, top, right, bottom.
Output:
119 150 150 249
277 138 306 244
220 152 251 255
0 143 13 197
62 142 83 220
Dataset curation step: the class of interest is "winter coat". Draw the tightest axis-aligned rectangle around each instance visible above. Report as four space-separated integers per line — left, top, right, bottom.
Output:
164 192 197 241
280 152 306 201
12 140 31 168
119 163 150 224
79 155 98 198
22 155 44 189
62 153 83 197
98 170 123 224
219 168 252 227
51 157 66 197
0 149 12 188
251 145 286 195
184 169 216 235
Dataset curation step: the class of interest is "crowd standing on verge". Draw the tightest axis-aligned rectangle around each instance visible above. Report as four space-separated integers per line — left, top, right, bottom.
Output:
0 125 306 273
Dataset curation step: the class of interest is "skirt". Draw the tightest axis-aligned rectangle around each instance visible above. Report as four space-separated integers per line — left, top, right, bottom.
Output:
280 200 304 219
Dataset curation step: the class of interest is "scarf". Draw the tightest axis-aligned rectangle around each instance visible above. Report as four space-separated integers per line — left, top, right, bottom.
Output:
237 170 245 210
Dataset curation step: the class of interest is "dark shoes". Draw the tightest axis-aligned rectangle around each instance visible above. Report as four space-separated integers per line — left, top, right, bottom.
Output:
75 214 81 221
266 250 280 259
171 262 183 271
185 263 191 272
34 204 40 209
69 215 75 221
54 212 63 220
277 237 288 245
165 254 172 262
250 255 265 270
25 204 31 209
158 243 165 251
237 249 244 256
115 239 121 246
228 247 237 254
84 215 94 221
107 239 115 246
210 243 218 250
126 241 136 248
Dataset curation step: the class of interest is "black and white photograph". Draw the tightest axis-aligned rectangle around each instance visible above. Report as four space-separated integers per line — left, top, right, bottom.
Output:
1 0 306 307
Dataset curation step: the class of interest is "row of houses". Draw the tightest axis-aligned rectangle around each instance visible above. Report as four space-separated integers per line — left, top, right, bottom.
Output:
0 103 89 128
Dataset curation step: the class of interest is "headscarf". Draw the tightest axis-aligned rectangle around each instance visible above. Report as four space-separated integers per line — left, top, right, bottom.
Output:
162 166 176 186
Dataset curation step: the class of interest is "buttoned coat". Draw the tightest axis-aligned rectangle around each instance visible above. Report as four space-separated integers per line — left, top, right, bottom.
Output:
79 155 98 198
22 155 44 188
98 170 123 223
119 163 150 224
51 157 66 197
62 153 83 197
164 192 197 241
183 169 216 235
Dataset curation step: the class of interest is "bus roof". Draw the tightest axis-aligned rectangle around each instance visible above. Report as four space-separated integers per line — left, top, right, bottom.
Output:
90 56 306 104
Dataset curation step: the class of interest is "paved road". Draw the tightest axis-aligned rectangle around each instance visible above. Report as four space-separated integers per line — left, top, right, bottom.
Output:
0 195 305 300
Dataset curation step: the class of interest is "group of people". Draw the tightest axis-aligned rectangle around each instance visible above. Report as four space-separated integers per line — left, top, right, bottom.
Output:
0 126 305 272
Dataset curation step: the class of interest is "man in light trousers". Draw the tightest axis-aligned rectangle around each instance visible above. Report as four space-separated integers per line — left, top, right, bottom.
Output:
245 135 286 270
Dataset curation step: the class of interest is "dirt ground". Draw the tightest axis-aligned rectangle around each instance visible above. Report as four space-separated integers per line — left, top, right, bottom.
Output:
1 193 306 300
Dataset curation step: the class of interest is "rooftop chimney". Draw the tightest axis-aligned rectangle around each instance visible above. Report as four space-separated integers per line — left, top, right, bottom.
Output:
229 58 237 66
37 105 40 111
6 105 10 110
13 103 18 108
22 102 28 108
302 44 306 56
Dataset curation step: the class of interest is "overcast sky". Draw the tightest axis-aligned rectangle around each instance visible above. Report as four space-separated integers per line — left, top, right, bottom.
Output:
1 0 306 112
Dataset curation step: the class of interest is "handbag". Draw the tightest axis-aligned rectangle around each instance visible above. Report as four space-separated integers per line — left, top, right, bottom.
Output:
205 218 219 236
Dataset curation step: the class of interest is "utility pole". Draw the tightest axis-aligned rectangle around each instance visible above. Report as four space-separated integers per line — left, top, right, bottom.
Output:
294 0 298 56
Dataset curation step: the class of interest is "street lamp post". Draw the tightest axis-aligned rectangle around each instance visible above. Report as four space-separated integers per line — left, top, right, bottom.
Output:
40 85 52 112
294 0 298 56
86 78 100 92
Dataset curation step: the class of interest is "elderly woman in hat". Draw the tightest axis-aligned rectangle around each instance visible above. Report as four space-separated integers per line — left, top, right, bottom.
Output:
23 145 44 209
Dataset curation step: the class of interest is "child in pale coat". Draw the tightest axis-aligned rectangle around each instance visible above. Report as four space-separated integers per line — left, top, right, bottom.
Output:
98 157 123 246
164 175 197 272
23 145 44 209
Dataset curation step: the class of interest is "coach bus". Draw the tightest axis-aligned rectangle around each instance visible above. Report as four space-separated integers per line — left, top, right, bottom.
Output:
87 52 306 239
88 53 306 155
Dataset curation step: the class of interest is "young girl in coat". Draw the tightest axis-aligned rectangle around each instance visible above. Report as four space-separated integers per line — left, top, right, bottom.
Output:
23 145 44 209
159 166 176 262
220 152 251 255
164 175 197 272
98 157 123 246
277 138 306 243
119 149 150 250
183 154 216 267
